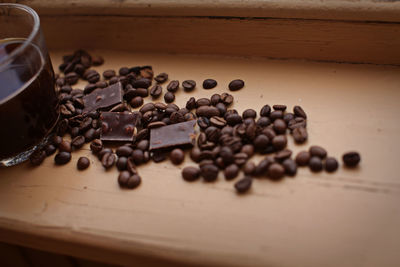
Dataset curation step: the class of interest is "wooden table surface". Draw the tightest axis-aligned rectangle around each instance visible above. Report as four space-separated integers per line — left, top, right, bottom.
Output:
0 50 400 267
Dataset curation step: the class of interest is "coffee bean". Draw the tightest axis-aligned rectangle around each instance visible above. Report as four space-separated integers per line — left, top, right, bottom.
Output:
103 69 116 79
234 152 248 166
130 96 143 108
273 104 287 111
200 164 219 181
282 158 297 176
118 67 130 76
272 135 287 150
257 117 271 127
295 151 310 166
224 164 239 180
65 72 79 85
60 85 72 94
52 135 63 147
71 135 85 149
205 126 220 143
208 94 220 106
218 146 233 165
243 161 256 175
196 98 211 108
242 109 256 119
182 80 196 91
135 140 148 151
182 167 201 182
270 110 283 121
274 149 292 162
260 105 271 117
228 79 244 91
167 80 179 92
59 140 72 152
221 93 234 106
292 127 308 144
342 152 361 167
253 134 270 150
185 97 196 110
101 152 116 169
203 79 217 89
132 149 144 165
44 144 57 156
170 111 185 124
293 105 307 119
56 77 65 87
273 119 287 134
234 177 252 193
164 92 175 103
196 106 220 118
170 148 185 165
325 157 339 172
254 158 271 176
118 171 141 189
136 128 149 141
241 144 255 157
132 78 151 89
54 152 71 165
151 151 167 163
116 157 128 171
135 88 149 97
77 157 90 170
116 146 133 157
154 72 168 84
309 146 327 159
226 114 242 126
190 147 202 162
30 150 46 166
98 148 113 160
86 71 100 84
268 163 285 180
84 128 96 142
214 103 226 116
90 139 103 154
149 84 162 99
309 156 323 172
210 116 227 128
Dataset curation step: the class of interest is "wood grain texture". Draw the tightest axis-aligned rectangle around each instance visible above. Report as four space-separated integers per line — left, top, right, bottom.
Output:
40 16 400 66
1 50 400 267
12 0 400 22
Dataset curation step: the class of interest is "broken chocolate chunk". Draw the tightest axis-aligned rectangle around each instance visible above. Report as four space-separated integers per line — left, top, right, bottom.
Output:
149 120 196 150
83 82 123 114
100 112 140 141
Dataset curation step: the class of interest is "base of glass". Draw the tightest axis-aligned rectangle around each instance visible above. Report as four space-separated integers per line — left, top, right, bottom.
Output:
0 134 53 167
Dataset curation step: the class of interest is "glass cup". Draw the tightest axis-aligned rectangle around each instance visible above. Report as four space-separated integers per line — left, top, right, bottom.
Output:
0 4 59 166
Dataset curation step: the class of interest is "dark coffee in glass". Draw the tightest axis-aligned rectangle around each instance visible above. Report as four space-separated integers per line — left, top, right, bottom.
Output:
0 4 59 166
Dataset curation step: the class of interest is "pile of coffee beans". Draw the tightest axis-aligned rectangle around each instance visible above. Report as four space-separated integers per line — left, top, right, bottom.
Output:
30 50 361 194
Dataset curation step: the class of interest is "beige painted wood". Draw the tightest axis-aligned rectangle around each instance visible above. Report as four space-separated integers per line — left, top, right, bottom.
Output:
13 0 400 22
40 16 400 66
1 50 400 267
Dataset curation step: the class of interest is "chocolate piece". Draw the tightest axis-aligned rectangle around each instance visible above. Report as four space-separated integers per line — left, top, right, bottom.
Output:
100 112 139 141
149 120 196 150
83 82 123 114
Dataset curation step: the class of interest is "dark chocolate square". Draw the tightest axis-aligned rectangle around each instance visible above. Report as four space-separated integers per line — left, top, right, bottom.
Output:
83 82 123 114
149 120 197 150
100 112 140 142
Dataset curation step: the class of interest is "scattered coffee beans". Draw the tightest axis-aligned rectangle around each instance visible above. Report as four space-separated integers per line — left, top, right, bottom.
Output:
182 166 201 181
203 79 217 89
170 148 185 165
234 177 252 193
309 156 323 172
325 157 339 172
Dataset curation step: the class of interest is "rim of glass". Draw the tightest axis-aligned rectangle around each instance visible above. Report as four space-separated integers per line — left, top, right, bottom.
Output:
0 3 40 67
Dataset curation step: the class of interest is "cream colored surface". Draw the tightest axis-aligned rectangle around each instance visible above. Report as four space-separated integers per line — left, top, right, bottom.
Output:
13 0 400 22
0 50 400 267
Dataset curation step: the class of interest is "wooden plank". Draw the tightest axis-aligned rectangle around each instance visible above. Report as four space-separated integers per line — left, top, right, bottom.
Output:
0 50 400 267
40 16 400 66
15 0 400 23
